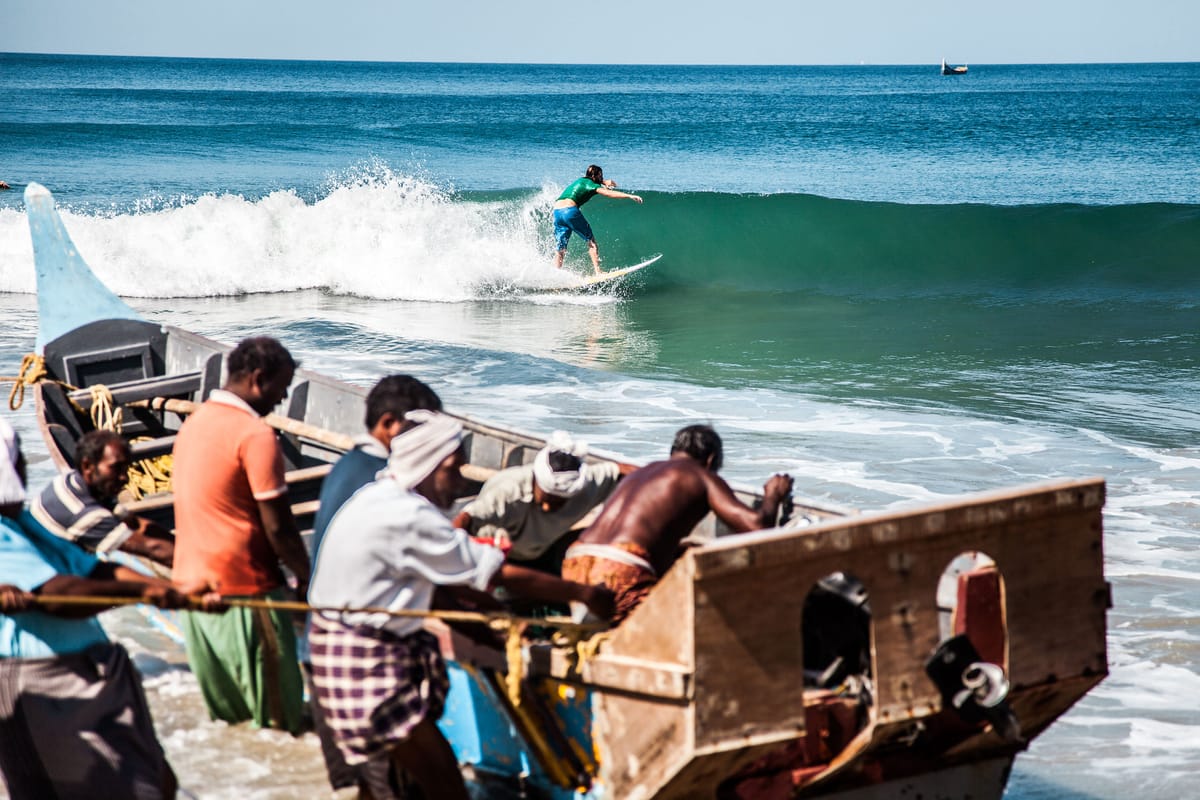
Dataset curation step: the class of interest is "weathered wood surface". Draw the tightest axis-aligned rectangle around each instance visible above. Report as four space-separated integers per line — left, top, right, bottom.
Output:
565 477 1107 799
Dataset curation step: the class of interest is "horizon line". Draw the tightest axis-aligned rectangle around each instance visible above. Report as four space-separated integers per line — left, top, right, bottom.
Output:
3 50 1197 68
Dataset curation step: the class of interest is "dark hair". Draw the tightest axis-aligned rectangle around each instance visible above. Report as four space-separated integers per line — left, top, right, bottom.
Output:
227 337 296 381
671 424 723 471
585 164 604 183
77 430 128 467
547 450 583 472
365 374 442 429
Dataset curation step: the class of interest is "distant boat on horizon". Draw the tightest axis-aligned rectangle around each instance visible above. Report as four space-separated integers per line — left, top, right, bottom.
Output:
942 58 969 75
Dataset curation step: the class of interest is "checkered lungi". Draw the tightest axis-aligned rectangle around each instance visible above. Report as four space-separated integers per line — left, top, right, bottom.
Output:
308 613 449 765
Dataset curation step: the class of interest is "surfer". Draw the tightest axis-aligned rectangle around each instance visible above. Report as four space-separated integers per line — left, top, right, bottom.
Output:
562 424 793 623
554 164 642 274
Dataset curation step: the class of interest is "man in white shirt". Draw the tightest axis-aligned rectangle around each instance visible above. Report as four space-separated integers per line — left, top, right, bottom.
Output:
309 412 612 800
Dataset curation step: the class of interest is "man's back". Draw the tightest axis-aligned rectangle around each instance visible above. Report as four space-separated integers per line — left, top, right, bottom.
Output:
172 392 286 595
575 458 719 573
310 444 388 564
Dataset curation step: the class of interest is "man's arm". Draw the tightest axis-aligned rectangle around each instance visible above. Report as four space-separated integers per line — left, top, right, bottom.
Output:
596 187 643 204
258 495 311 601
704 472 794 533
493 564 614 620
33 562 191 618
117 515 175 566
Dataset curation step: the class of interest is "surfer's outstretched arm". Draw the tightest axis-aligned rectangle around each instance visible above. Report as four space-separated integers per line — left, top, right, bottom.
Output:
597 187 643 204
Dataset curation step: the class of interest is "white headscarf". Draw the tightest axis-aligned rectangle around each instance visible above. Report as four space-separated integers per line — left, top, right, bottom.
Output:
0 418 26 506
532 430 589 498
386 410 464 491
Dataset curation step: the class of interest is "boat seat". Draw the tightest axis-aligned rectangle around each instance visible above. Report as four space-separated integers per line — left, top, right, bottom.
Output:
129 436 176 460
67 371 204 410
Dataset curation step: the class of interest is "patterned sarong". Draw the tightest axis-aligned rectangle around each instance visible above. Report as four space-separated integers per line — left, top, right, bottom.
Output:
308 613 449 765
562 541 658 624
0 643 170 799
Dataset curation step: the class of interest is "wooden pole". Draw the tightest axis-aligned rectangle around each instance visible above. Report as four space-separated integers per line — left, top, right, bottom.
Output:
130 396 497 483
30 594 604 631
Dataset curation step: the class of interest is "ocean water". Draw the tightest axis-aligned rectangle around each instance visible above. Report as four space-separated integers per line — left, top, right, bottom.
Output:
0 53 1198 799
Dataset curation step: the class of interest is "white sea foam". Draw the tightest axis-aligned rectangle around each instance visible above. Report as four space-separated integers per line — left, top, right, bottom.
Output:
0 167 621 301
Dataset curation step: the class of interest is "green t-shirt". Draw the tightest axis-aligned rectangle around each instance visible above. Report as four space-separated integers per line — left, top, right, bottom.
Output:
557 178 602 206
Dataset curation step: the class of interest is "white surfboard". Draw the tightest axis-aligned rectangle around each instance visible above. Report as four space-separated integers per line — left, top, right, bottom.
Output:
540 254 662 293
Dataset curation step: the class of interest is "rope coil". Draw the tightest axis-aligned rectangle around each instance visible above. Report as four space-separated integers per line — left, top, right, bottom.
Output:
4 354 48 411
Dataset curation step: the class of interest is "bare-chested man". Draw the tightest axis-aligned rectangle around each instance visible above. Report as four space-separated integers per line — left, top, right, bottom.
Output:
562 424 793 623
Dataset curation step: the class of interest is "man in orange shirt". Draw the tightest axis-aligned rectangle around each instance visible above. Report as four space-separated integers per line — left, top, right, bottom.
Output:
172 336 310 734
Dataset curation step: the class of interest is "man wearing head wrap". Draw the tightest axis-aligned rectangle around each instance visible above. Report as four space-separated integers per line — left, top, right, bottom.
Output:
564 424 794 624
453 430 625 575
306 374 442 800
309 412 613 800
0 418 222 799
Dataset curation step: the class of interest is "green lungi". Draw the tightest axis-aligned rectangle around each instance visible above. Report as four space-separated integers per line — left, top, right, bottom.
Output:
181 587 305 735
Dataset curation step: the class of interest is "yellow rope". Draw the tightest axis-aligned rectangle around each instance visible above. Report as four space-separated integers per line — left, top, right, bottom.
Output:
124 441 173 500
4 354 48 411
504 620 530 707
88 384 122 433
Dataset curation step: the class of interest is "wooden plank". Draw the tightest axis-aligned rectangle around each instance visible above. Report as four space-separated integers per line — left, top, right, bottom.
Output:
581 653 692 700
68 372 202 408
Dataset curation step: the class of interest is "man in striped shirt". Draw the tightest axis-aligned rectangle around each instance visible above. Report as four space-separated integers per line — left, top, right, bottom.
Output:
31 430 174 567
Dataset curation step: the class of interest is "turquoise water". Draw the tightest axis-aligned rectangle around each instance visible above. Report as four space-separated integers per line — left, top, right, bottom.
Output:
0 53 1198 799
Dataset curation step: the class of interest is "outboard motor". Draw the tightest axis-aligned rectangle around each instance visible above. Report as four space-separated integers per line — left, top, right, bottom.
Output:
925 634 1023 743
803 572 871 688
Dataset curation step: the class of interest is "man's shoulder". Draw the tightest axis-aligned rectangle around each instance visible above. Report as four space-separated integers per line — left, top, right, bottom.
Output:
35 469 87 502
32 470 100 524
470 465 534 512
322 449 388 496
483 464 535 494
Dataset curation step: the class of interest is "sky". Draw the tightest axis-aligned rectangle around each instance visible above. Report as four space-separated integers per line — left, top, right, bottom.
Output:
2 0 1197 65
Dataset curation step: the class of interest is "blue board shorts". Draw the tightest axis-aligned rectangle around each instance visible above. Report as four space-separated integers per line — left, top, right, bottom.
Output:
553 206 594 251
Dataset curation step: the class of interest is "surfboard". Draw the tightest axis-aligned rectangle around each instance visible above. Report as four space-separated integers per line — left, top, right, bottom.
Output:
538 254 662 293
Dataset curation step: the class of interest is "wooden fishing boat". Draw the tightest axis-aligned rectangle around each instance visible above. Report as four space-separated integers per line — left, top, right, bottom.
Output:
19 182 1109 799
941 58 969 75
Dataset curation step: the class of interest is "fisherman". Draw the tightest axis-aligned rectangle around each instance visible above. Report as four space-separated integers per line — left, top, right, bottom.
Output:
171 336 310 734
563 424 794 623
0 417 222 799
307 374 443 800
453 430 624 575
30 429 175 566
308 411 613 800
